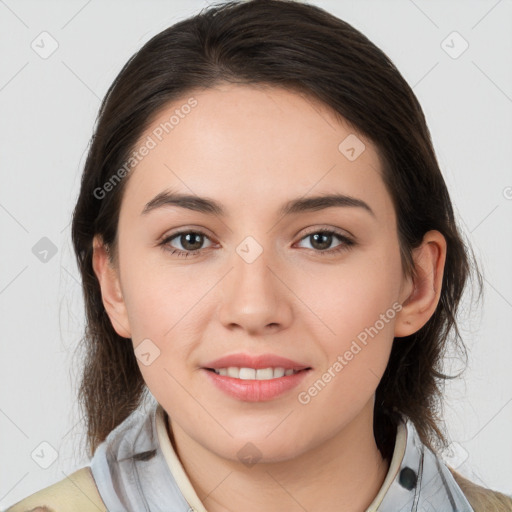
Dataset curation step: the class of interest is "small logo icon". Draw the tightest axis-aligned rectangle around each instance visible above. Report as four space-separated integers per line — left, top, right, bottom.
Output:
32 237 58 263
442 441 469 469
135 338 161 366
236 236 263 264
31 441 58 469
338 134 366 161
31 31 59 59
237 442 262 468
441 31 469 59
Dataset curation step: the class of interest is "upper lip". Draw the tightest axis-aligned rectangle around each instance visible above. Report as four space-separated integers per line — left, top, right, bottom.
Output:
202 353 311 371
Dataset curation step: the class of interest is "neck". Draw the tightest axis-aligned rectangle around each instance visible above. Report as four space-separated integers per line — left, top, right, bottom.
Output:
167 400 392 512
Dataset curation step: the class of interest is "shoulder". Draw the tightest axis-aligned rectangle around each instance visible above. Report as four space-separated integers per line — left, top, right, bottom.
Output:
4 467 107 512
448 466 512 512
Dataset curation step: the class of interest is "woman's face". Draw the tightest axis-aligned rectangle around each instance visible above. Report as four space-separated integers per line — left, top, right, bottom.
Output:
105 84 412 462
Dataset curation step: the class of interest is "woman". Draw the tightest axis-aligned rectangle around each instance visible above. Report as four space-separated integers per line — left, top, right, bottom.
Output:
7 0 512 510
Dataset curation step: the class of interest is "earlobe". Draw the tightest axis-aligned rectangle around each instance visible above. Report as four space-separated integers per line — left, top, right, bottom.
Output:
394 230 447 338
92 235 132 339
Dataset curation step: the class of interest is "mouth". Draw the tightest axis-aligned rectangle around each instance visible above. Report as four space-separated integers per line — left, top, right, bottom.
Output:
200 354 312 401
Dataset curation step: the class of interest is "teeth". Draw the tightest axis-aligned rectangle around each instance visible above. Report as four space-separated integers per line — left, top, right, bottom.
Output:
273 367 285 378
227 367 239 378
256 368 273 380
239 368 256 380
212 366 301 380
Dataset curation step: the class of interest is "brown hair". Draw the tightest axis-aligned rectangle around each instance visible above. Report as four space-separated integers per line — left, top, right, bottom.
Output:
71 0 509 507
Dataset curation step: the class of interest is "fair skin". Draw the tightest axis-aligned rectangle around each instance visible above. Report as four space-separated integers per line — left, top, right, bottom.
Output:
92 84 446 512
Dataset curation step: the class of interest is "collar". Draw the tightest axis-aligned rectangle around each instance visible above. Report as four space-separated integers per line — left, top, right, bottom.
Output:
90 401 474 511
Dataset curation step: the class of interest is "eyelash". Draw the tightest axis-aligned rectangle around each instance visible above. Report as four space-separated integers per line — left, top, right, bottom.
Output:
158 228 355 258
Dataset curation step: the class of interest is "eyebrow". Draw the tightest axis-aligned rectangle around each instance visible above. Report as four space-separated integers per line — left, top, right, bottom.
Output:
141 189 375 218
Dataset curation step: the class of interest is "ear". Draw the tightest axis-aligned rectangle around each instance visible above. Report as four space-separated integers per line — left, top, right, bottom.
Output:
92 235 132 339
394 230 447 337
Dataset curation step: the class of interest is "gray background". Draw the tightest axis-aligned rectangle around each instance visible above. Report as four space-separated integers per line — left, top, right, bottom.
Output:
1 0 511 508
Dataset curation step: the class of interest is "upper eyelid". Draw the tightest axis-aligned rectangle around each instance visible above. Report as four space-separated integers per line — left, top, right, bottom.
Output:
160 226 215 242
294 229 354 249
298 226 353 239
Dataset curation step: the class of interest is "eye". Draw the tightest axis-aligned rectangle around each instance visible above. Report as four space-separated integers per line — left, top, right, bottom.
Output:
160 230 214 257
295 229 354 255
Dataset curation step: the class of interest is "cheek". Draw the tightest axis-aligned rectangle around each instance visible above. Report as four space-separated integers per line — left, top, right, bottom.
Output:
300 245 402 340
121 268 203 410
119 249 209 340
118 254 214 395
295 246 402 396
295 275 398 429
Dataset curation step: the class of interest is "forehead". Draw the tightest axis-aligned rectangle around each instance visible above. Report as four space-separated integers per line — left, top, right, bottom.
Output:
120 84 394 223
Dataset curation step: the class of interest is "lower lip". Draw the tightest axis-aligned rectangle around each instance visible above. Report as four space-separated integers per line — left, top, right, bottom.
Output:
202 369 310 402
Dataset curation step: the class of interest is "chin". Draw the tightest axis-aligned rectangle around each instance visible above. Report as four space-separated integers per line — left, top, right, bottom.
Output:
205 431 311 466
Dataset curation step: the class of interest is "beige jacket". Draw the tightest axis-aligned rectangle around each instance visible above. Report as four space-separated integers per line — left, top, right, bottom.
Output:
5 467 106 512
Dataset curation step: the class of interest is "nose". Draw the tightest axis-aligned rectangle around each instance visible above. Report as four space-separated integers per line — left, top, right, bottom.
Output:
217 245 293 336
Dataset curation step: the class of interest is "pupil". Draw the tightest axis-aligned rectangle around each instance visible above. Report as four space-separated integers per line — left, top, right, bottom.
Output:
182 233 203 250
311 233 331 250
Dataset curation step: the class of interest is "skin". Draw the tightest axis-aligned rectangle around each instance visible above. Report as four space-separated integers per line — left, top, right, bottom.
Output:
93 83 446 512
